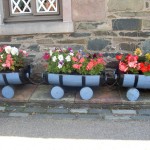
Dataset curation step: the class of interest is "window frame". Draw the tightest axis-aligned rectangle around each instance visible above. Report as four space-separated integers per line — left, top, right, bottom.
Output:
0 0 74 35
3 0 63 23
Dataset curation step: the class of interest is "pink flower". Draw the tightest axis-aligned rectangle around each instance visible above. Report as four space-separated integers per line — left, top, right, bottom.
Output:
128 61 137 68
119 61 128 72
73 64 82 70
97 58 106 65
79 58 85 63
72 57 78 62
126 54 138 63
43 52 50 60
86 62 94 71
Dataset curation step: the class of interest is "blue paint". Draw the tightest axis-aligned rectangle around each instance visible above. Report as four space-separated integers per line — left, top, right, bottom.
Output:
2 85 15 99
51 86 64 99
80 87 93 100
126 88 140 101
63 75 82 87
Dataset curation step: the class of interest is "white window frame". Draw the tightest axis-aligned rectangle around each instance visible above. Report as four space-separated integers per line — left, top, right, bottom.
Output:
0 0 74 35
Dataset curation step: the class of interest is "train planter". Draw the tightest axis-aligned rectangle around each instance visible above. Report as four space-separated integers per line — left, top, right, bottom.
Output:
118 73 150 101
45 73 105 100
0 68 29 99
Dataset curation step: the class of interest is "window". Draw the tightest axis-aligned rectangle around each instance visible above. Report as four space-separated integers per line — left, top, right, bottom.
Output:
0 0 73 35
3 0 62 23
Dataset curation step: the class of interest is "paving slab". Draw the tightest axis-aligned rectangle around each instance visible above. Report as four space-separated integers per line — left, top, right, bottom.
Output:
0 84 37 102
119 88 150 105
112 109 137 115
75 86 122 104
30 85 76 102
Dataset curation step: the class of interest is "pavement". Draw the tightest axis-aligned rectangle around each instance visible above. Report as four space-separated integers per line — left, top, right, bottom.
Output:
0 84 150 120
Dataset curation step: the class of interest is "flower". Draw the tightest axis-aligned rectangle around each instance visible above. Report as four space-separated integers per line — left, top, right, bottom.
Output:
43 48 106 75
0 45 28 72
134 48 142 56
116 48 150 75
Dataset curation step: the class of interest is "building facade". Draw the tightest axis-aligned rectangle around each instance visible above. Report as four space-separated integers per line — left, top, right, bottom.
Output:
0 0 150 72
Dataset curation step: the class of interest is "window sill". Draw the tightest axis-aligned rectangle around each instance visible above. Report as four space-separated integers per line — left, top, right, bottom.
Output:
0 21 74 35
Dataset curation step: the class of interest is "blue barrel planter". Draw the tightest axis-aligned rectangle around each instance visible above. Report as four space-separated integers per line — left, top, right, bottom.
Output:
118 73 150 101
44 73 105 100
0 68 30 99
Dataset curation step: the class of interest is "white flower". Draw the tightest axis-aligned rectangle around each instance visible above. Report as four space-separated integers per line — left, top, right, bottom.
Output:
1 54 3 59
11 47 19 55
69 52 74 56
65 55 71 62
52 56 57 62
5 46 12 54
49 50 53 56
58 55 64 61
58 63 63 69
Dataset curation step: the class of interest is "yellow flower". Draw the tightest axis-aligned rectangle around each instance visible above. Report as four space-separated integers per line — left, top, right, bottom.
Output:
134 48 142 56
145 53 150 61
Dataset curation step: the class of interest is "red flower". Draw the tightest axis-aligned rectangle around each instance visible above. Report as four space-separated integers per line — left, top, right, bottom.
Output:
139 63 149 73
116 54 123 60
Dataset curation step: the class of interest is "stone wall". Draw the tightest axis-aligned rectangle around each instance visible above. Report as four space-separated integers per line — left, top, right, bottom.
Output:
0 0 150 72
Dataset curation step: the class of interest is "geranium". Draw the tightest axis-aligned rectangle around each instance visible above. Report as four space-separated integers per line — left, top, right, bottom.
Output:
0 45 28 72
43 48 106 75
116 48 150 75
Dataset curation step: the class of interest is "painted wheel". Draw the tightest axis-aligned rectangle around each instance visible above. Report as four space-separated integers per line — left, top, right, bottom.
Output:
126 88 140 101
51 86 64 99
2 85 15 99
80 87 93 100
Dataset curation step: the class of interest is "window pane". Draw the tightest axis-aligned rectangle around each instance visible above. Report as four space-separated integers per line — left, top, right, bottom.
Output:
10 0 32 14
36 0 58 13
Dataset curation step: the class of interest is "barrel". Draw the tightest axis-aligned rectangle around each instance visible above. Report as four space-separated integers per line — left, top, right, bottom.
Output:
119 74 150 89
45 73 103 87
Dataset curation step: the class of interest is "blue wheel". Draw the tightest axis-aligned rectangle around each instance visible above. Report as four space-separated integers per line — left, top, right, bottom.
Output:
80 87 93 100
51 86 64 99
2 85 15 99
126 88 140 101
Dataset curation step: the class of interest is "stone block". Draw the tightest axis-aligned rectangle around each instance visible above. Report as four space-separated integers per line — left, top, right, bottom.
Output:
131 116 150 120
138 109 150 115
108 0 144 12
88 38 110 50
70 33 91 38
47 108 69 114
70 108 88 114
119 32 150 37
112 19 142 31
9 113 29 117
105 115 131 120
94 31 117 36
119 43 138 51
77 22 104 30
24 106 47 113
143 20 150 30
0 36 11 42
112 109 137 115
58 39 86 44
27 44 40 52
15 36 34 41
141 39 150 52
45 34 63 39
